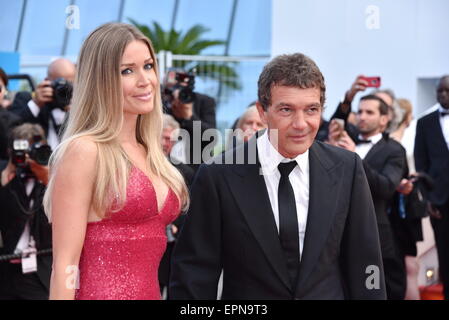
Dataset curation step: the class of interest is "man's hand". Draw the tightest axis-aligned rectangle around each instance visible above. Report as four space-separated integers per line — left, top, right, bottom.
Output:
1 160 16 186
27 158 49 185
344 75 369 104
32 80 54 108
396 178 414 195
327 119 344 146
171 89 193 120
336 130 356 152
427 202 442 219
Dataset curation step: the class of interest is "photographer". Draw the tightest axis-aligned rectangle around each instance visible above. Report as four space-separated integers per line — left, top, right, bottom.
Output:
163 69 216 170
9 58 75 150
0 123 52 300
0 67 21 160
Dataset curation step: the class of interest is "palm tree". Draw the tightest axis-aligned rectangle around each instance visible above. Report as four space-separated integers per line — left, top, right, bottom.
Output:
129 19 241 92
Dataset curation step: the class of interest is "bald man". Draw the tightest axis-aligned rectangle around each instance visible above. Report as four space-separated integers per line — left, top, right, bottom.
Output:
10 58 76 149
415 75 449 299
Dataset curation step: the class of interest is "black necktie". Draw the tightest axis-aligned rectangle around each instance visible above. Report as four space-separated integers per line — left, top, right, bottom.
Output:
278 161 300 286
441 110 449 117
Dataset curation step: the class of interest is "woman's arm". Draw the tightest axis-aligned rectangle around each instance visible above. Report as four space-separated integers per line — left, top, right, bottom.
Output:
49 137 98 300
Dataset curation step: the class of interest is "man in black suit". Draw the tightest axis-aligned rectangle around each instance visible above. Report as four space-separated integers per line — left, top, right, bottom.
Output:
331 95 407 299
163 69 216 171
0 124 52 300
414 75 449 299
9 58 75 151
169 53 386 300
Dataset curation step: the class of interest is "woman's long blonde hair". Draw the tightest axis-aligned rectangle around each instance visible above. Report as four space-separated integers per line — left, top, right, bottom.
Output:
43 23 189 220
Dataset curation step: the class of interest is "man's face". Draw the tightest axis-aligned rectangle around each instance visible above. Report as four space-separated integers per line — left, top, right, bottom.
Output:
162 127 176 156
239 109 266 142
437 77 449 109
357 99 388 137
257 86 322 158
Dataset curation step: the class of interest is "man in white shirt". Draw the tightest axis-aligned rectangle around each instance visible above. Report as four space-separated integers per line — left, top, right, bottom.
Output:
9 59 75 150
415 75 449 299
170 53 386 300
330 94 408 300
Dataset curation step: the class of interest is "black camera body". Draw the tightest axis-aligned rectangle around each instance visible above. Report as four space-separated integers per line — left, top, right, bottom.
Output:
12 139 52 168
164 71 196 104
50 78 73 110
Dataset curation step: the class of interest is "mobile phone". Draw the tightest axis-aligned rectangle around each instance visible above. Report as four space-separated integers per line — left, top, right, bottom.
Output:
360 76 381 88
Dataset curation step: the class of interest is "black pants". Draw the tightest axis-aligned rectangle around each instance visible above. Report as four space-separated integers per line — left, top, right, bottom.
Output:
0 262 48 300
430 201 449 299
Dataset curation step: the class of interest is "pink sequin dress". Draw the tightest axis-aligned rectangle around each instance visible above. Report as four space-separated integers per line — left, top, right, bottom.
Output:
75 166 180 300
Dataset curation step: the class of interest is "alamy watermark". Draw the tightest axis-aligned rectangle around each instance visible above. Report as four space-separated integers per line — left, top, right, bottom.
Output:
365 5 380 30
66 5 80 30
365 265 381 290
65 265 80 290
168 122 279 168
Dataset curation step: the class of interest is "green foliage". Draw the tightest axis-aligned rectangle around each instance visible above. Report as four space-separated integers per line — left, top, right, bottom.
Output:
129 19 241 91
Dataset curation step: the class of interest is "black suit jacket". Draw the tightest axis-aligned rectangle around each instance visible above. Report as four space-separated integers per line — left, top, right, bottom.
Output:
414 110 449 206
9 91 53 137
167 93 216 168
359 135 406 258
0 162 52 291
169 136 386 299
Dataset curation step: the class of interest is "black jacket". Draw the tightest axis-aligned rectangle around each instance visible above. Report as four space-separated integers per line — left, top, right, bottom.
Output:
170 135 386 300
414 110 449 206
0 161 52 291
166 92 216 168
359 135 406 258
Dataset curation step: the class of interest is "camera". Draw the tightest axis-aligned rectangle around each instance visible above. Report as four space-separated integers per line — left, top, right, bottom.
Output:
12 139 52 168
163 71 196 104
50 78 73 110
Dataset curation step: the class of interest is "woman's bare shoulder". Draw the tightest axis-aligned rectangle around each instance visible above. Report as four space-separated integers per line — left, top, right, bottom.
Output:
52 136 99 181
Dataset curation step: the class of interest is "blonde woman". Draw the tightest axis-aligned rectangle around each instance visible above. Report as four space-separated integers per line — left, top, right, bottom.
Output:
43 23 188 300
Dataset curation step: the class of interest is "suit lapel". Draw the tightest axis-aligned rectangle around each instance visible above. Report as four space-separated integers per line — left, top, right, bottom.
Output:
429 111 449 154
295 142 342 295
364 136 386 163
224 138 292 293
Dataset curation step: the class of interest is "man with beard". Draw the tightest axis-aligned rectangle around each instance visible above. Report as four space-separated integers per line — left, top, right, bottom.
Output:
331 94 407 299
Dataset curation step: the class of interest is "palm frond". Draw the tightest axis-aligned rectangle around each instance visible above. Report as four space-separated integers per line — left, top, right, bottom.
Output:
186 40 226 55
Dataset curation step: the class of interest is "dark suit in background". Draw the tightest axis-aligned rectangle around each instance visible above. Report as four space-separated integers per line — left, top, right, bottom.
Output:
9 92 53 137
169 137 386 299
363 135 407 300
414 110 449 298
360 135 407 299
167 92 216 171
0 161 52 300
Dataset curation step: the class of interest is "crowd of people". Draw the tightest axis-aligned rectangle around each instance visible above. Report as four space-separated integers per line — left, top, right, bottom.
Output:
0 22 448 300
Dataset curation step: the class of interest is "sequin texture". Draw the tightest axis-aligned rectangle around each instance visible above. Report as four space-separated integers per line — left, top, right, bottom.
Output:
75 166 180 300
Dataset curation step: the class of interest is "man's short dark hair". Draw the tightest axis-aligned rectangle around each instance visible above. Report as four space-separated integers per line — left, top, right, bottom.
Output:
360 94 389 115
257 53 326 111
0 67 8 87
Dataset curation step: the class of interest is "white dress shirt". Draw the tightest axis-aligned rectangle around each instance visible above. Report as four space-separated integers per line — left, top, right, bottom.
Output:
355 132 383 160
439 105 449 150
28 100 66 150
257 132 309 260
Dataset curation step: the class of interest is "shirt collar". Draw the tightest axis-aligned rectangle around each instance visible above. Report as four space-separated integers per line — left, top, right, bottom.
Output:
358 132 383 145
257 131 309 175
438 104 449 114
